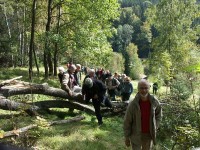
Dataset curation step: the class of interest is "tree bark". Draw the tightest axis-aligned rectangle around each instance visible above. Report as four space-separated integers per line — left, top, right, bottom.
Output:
29 0 37 80
44 0 53 79
0 82 83 103
53 1 61 76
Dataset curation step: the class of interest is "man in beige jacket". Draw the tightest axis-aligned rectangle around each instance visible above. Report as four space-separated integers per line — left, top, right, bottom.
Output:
123 79 162 150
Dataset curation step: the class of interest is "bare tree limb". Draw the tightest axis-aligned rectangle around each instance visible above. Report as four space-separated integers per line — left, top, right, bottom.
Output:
1 116 85 138
0 76 23 88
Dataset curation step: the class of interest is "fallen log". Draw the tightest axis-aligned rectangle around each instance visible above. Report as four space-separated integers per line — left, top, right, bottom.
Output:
33 100 95 114
49 115 85 125
0 82 84 103
0 76 23 88
1 116 85 138
0 95 95 115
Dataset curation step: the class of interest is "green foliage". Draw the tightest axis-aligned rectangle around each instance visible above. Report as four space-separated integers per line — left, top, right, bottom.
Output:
107 52 125 73
173 126 199 149
126 43 144 79
58 0 120 67
184 62 200 73
170 73 193 101
149 51 172 82
158 95 200 149
146 0 199 78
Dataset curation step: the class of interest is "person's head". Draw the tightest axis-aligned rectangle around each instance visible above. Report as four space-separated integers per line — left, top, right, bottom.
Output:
108 73 112 79
84 78 93 88
58 67 65 74
125 76 131 82
76 64 81 71
68 64 76 73
121 74 126 79
114 72 118 78
88 69 95 77
138 79 150 99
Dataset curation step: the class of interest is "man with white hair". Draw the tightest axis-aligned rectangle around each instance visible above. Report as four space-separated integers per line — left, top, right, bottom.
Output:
82 78 112 126
58 65 79 97
123 79 162 150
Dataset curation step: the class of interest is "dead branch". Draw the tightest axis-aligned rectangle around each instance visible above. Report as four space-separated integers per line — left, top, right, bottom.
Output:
0 76 23 88
2 116 85 138
49 115 85 125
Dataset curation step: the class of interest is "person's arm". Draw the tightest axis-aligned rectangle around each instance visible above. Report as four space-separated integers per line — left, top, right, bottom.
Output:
116 78 120 87
155 99 162 129
123 102 134 147
62 74 73 96
130 83 133 93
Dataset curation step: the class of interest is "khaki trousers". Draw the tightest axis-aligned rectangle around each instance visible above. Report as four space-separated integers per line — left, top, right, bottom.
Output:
131 133 153 150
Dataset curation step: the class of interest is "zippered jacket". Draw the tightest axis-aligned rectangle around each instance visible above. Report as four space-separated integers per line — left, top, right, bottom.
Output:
123 93 162 145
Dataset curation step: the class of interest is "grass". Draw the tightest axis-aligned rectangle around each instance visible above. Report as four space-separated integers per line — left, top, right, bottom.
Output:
34 114 128 150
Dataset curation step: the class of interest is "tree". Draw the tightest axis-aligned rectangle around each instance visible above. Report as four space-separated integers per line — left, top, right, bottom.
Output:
29 0 37 80
126 43 144 79
146 0 199 79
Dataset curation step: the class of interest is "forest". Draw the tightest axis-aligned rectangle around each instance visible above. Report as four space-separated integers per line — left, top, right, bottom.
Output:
0 0 200 149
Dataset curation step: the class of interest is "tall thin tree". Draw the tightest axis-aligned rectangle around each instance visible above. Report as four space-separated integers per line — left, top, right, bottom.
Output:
44 0 53 79
29 0 37 80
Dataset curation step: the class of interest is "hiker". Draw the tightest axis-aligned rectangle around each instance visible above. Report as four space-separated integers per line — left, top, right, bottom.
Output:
153 82 158 95
105 73 120 101
83 68 97 81
82 78 112 126
120 76 133 101
58 65 81 96
123 79 162 150
74 64 82 87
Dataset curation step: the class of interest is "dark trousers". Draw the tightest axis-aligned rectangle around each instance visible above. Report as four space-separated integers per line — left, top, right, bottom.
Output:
103 96 112 108
92 98 102 124
153 88 157 94
108 89 116 101
121 93 131 101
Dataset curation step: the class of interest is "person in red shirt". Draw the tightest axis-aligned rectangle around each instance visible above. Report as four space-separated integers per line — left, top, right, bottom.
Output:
123 79 162 150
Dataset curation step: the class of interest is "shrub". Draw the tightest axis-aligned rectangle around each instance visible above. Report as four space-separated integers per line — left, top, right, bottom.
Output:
170 74 192 100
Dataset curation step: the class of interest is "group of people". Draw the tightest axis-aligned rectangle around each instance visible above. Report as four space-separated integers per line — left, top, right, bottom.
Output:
58 64 162 150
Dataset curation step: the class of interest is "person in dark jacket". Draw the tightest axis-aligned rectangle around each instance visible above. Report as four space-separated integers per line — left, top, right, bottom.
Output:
153 82 158 95
121 76 133 101
82 78 112 125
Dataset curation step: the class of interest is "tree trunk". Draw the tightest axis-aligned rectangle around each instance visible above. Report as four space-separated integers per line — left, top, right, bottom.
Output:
53 2 61 76
29 0 37 80
33 44 40 76
44 0 53 79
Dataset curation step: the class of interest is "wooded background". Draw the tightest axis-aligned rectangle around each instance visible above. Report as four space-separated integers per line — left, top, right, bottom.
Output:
1 0 199 80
